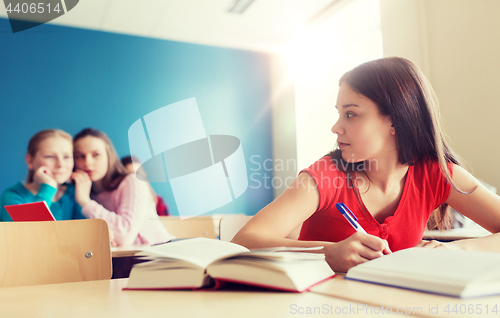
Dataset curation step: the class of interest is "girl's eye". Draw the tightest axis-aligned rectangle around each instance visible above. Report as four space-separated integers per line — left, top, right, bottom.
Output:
346 112 354 118
93 153 100 158
45 155 55 159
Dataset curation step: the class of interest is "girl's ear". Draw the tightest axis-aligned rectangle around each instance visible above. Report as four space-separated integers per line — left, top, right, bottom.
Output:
25 154 34 170
390 124 396 135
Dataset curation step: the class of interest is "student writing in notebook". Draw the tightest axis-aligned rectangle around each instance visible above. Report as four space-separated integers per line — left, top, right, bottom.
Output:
0 129 85 221
71 128 174 246
232 57 500 272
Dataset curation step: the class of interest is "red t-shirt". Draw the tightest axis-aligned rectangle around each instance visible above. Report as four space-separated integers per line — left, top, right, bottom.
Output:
298 156 452 251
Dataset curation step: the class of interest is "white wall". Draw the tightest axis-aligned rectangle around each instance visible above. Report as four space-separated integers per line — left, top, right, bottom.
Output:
380 0 429 75
294 0 383 171
270 55 298 198
381 0 500 189
271 0 500 198
270 0 383 197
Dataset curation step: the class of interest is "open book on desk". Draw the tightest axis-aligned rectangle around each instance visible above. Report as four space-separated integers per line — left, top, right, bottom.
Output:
345 248 500 298
124 238 335 292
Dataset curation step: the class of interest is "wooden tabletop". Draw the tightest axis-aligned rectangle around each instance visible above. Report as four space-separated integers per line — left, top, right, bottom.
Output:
1 277 411 318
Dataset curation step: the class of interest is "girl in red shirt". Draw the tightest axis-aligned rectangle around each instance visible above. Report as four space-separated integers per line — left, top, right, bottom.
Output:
232 57 500 272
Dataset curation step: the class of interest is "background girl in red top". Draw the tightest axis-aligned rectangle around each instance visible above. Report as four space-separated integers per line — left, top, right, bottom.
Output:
232 57 500 272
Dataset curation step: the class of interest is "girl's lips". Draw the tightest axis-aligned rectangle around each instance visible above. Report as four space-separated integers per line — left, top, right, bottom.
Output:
52 172 68 179
338 142 350 149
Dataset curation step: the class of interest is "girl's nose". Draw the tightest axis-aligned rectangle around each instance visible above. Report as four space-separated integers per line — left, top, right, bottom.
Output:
55 157 63 167
83 156 92 167
331 118 343 135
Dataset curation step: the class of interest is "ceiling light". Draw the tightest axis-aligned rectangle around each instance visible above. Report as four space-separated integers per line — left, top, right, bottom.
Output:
307 0 353 25
228 0 256 14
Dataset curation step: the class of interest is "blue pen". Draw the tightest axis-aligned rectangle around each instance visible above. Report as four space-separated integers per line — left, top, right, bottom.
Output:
336 202 367 234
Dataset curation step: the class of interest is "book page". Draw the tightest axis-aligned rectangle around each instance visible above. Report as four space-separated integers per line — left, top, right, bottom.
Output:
229 251 325 261
348 248 500 284
207 257 334 292
250 246 324 252
138 238 249 268
346 248 500 297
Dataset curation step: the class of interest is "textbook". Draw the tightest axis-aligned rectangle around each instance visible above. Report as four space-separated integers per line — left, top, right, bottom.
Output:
124 238 335 292
345 247 500 298
4 201 55 222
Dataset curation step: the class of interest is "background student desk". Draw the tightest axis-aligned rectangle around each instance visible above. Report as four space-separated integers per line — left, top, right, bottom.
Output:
111 245 145 258
0 277 407 318
110 216 220 258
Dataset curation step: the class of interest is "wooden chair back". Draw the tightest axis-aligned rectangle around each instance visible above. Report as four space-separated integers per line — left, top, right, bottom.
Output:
219 214 302 242
159 216 216 239
0 219 112 288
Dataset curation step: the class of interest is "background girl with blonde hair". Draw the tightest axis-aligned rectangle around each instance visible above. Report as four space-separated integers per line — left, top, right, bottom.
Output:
1 129 84 221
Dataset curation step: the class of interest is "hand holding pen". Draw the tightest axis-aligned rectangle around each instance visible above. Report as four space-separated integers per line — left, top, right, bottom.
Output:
336 202 392 254
320 203 393 272
336 203 367 234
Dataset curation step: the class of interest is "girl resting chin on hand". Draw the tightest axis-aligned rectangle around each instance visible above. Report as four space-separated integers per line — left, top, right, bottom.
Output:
1 129 84 222
72 128 174 247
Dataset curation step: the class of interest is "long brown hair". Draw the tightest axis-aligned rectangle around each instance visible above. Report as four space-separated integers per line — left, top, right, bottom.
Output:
330 57 469 230
73 128 128 192
26 129 72 183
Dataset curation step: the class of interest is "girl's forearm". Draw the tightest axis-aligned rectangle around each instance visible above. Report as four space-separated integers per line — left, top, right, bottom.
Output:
448 233 500 252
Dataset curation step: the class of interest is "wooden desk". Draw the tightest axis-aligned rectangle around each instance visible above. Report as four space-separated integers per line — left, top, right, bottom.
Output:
111 245 147 258
310 275 500 318
0 278 407 318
